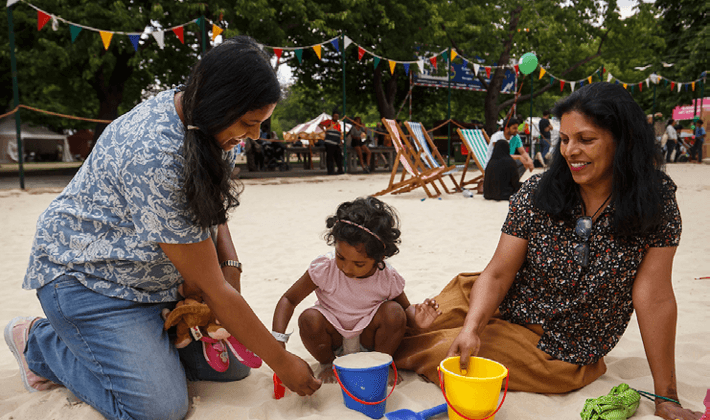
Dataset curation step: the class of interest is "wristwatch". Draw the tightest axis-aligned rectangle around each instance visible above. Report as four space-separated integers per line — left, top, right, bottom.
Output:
220 260 242 272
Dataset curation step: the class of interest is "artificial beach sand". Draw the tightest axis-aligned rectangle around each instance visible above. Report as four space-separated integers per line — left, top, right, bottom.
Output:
0 164 708 419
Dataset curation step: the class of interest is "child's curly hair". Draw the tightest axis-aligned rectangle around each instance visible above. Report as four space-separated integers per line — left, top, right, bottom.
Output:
325 196 400 269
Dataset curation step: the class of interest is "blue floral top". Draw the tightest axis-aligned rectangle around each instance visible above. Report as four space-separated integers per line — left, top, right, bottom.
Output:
23 88 236 303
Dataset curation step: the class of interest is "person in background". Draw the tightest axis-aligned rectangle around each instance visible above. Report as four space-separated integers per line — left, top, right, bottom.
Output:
347 116 373 173
664 119 678 163
538 109 553 166
690 118 705 164
483 139 523 201
319 111 345 175
485 117 535 178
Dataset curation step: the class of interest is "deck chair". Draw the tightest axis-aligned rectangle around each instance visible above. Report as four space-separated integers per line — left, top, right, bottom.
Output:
456 128 492 191
405 121 463 193
374 118 448 198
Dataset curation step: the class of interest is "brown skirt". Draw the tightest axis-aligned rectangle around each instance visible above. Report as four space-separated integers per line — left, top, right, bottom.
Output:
393 272 607 393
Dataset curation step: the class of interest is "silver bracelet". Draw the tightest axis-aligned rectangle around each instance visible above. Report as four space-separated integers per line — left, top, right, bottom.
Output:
219 260 242 272
271 331 292 343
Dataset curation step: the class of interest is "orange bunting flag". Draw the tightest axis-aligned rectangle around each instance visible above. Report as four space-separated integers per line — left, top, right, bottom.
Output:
485 67 491 78
358 46 365 61
692 82 695 91
389 60 396 74
211 24 223 41
451 50 458 62
313 44 322 60
100 31 113 50
37 10 51 31
173 27 184 44
588 76 592 84
539 67 546 79
429 56 437 70
560 80 565 92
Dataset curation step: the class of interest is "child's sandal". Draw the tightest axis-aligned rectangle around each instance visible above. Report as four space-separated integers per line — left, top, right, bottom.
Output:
200 336 230 372
224 336 262 368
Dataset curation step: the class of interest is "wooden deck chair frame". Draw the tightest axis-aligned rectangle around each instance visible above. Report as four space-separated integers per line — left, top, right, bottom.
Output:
405 121 462 193
374 118 447 198
456 128 491 191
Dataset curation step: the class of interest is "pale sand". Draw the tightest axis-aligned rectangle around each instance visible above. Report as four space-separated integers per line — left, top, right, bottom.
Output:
1 165 708 419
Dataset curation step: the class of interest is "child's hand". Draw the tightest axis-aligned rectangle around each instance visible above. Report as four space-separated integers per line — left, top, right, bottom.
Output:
412 298 441 330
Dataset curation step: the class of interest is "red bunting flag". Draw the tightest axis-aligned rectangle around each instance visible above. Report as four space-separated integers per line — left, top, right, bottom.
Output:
358 47 365 61
485 67 491 78
560 80 566 91
430 56 437 70
173 27 184 44
639 82 642 92
274 48 283 59
670 82 675 90
514 64 519 74
37 10 51 31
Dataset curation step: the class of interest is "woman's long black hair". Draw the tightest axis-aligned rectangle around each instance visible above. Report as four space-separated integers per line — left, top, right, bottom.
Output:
534 82 666 236
181 36 281 228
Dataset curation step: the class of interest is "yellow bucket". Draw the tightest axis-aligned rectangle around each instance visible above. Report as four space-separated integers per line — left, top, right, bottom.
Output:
438 356 509 420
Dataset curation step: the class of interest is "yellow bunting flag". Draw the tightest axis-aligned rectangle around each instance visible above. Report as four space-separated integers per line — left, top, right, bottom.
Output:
539 67 546 80
211 24 223 41
99 31 113 50
313 44 322 59
389 60 396 74
692 82 695 91
451 50 458 62
623 83 627 89
588 76 592 84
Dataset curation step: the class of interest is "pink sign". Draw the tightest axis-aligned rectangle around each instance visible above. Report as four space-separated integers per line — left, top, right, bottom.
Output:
672 97 710 120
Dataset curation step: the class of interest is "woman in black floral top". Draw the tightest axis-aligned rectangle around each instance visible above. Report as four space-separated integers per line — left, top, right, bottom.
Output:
441 83 700 420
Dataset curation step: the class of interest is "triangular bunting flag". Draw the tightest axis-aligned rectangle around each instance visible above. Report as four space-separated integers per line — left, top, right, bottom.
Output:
128 34 140 51
37 10 51 31
343 36 352 51
295 49 303 64
441 51 448 62
211 24 223 41
313 44 322 59
374 57 380 69
560 80 565 91
7 0 21 6
330 39 339 53
607 73 613 82
514 64 519 74
358 46 365 61
274 48 283 59
631 84 635 93
463 59 468 68
389 60 396 74
473 63 480 76
646 79 650 88
196 17 204 32
485 67 491 78
403 63 410 75
451 50 458 62
670 81 675 90
539 67 546 79
570 81 576 92
100 31 113 50
580 80 585 87
692 81 695 91
173 27 184 44
152 31 165 49
429 56 437 70
418 60 425 73
639 82 643 92
70 25 82 43
549 76 555 85
588 76 592 84
623 83 627 89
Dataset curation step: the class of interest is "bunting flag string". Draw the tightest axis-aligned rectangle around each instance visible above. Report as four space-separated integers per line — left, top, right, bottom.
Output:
10 0 709 90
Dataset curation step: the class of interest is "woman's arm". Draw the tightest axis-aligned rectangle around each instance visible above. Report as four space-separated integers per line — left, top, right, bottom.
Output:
272 271 318 344
214 223 241 293
633 246 702 420
448 232 528 370
160 240 321 396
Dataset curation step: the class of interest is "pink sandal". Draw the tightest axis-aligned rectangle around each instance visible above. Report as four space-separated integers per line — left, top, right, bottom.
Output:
224 336 262 368
200 336 230 372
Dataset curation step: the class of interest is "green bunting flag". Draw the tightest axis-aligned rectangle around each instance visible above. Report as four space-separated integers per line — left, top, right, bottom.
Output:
69 25 82 43
374 57 380 69
295 49 303 64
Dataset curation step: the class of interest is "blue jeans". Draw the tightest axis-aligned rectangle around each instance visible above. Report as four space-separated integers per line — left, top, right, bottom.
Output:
26 275 250 420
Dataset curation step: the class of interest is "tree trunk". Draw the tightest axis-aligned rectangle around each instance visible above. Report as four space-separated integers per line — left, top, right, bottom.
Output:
90 52 134 144
374 67 398 119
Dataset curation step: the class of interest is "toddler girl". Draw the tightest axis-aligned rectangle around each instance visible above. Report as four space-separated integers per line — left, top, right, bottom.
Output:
272 196 440 382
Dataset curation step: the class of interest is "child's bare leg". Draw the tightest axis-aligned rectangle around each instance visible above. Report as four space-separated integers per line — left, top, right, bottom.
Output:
298 308 342 383
360 301 406 384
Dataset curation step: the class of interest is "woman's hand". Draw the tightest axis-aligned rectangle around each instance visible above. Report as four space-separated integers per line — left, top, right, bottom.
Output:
412 298 441 330
446 327 481 372
272 352 322 396
654 401 703 420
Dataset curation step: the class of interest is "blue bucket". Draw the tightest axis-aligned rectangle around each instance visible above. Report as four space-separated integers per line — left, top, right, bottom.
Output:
333 352 397 419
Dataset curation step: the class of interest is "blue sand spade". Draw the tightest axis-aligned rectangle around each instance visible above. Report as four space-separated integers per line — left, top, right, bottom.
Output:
384 403 448 420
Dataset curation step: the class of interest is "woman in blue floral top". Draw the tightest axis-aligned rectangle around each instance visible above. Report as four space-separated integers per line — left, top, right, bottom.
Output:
394 82 701 420
4 36 321 420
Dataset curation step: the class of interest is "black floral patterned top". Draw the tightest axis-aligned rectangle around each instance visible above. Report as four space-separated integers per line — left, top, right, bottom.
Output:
499 174 681 365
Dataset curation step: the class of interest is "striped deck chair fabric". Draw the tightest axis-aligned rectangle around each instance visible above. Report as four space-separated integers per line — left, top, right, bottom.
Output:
406 122 462 193
456 128 492 191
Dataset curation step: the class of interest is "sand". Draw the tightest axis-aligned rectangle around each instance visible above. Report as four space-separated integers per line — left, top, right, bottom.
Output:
1 164 708 419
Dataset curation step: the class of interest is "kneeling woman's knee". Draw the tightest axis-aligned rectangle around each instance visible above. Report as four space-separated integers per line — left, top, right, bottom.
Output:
128 382 189 420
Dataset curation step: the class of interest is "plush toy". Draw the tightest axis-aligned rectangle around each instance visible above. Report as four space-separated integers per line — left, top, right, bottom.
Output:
162 298 262 370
